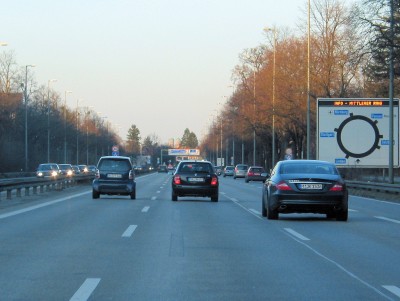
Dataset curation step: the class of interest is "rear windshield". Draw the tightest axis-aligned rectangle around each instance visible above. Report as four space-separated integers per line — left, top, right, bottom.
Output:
98 159 131 172
280 163 337 175
250 167 264 173
178 162 213 173
225 166 234 170
237 165 248 170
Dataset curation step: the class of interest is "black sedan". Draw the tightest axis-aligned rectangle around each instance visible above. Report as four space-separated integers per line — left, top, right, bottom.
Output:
262 160 348 221
172 160 219 202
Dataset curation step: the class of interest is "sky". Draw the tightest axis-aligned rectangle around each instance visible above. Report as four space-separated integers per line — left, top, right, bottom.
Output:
2 0 306 145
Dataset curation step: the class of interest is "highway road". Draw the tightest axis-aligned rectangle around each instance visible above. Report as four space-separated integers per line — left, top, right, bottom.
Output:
0 173 399 300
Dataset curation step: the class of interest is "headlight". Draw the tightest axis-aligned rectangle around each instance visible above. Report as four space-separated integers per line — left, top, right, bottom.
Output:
51 171 58 177
37 172 43 177
67 170 73 176
84 167 88 172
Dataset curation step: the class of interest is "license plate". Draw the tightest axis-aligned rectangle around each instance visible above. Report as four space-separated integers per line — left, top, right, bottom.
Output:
300 184 322 190
188 177 204 182
254 173 260 176
107 174 122 178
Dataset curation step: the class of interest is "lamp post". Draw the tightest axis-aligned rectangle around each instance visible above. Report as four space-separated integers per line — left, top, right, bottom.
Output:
307 0 311 159
47 79 57 162
76 99 83 165
64 91 72 163
265 27 277 167
24 64 35 171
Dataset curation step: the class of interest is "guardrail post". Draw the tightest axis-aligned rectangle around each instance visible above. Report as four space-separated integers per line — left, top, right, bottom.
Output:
7 189 12 199
40 185 44 193
25 187 30 196
33 186 37 195
16 188 21 198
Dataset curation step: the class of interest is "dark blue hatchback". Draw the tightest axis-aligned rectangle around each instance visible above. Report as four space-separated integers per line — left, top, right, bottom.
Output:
92 156 136 199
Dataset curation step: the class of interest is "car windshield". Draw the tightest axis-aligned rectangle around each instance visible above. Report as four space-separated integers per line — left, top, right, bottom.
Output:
251 168 264 173
179 162 212 173
280 163 337 175
98 159 131 172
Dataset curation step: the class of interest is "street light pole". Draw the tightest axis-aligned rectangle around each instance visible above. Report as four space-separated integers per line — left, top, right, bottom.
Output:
64 90 72 163
307 0 311 159
24 64 35 171
76 99 83 165
47 79 57 162
265 27 277 167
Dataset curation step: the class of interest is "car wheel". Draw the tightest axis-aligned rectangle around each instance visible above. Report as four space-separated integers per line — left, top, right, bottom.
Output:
266 200 278 220
172 191 178 201
336 209 348 221
261 198 267 217
92 190 100 199
130 190 136 200
245 179 249 183
233 176 236 179
211 194 218 202
326 212 335 219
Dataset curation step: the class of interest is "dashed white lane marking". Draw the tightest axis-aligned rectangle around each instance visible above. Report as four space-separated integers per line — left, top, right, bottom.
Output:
284 228 310 241
156 191 160 194
70 278 101 301
142 206 150 212
375 216 400 224
151 196 157 201
382 285 400 298
348 209 358 212
122 225 137 237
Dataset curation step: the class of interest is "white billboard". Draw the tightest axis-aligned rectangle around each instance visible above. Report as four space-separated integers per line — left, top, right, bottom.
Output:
317 98 399 167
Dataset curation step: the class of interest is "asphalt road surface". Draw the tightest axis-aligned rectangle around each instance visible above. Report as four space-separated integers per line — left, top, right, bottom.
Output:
0 173 399 300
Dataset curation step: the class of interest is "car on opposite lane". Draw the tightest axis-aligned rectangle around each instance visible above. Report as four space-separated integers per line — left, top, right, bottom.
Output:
92 156 136 199
58 164 74 177
261 160 348 221
36 163 61 178
172 160 219 202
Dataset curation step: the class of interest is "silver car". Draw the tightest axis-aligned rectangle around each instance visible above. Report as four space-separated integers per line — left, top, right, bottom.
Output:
223 166 234 177
233 164 248 179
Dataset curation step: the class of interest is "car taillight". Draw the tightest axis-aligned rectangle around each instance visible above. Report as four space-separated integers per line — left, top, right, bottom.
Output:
248 172 254 176
95 170 100 179
173 175 181 185
129 170 135 180
330 183 343 191
276 181 292 191
211 176 218 186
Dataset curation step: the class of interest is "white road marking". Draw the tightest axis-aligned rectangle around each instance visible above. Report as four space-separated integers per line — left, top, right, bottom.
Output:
122 225 137 237
375 216 400 224
284 228 310 241
231 198 238 202
156 191 160 194
151 196 157 201
382 285 400 298
348 209 358 212
249 208 261 215
70 278 101 301
0 191 90 220
220 192 226 195
142 206 150 212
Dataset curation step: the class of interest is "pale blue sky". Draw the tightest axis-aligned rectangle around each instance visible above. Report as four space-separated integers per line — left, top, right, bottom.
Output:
3 0 306 144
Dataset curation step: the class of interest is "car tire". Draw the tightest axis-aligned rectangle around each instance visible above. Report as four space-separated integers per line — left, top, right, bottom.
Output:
211 194 218 202
261 198 267 217
130 190 136 200
92 190 100 199
233 176 236 179
326 212 335 219
266 200 278 220
245 179 249 183
336 209 348 221
172 191 178 201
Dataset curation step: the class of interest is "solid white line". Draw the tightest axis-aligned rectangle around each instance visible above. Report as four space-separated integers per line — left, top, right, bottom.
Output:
70 278 101 301
382 285 400 298
284 228 310 241
151 196 157 201
375 216 400 224
122 225 137 237
142 206 150 212
0 191 90 220
249 208 261 216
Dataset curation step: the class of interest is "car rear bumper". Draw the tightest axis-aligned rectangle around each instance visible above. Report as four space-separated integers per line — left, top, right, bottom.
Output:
92 180 136 195
172 185 218 197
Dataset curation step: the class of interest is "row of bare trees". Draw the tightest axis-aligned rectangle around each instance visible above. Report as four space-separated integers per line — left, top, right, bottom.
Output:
200 0 399 169
0 51 121 173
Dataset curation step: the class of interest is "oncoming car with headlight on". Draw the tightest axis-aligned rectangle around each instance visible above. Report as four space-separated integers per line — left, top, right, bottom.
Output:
262 160 348 221
36 163 61 178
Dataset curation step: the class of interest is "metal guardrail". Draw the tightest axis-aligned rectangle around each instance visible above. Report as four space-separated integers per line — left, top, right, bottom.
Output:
0 174 94 201
346 180 400 195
